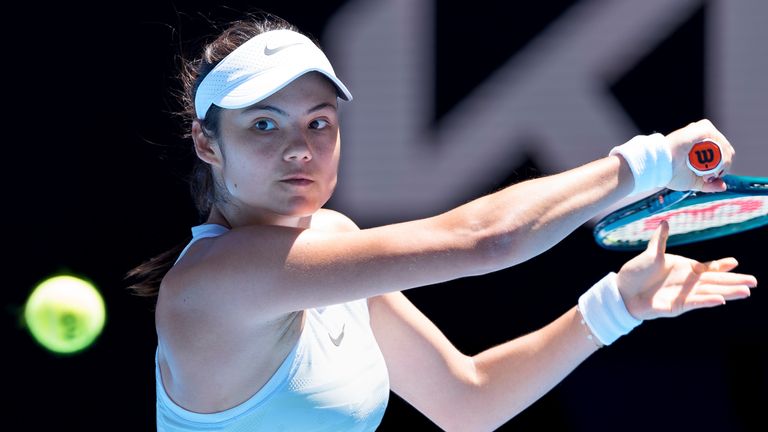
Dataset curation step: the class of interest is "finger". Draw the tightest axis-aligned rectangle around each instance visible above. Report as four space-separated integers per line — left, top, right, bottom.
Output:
647 220 669 256
706 141 733 183
702 257 739 272
692 284 752 300
692 260 708 274
687 172 725 193
682 294 726 313
714 130 734 171
692 119 734 161
700 177 727 193
697 272 757 287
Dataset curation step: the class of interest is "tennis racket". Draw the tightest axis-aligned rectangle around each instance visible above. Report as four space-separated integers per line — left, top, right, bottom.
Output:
594 175 768 250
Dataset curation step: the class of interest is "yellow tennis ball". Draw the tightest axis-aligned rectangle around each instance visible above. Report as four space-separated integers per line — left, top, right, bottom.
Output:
24 275 106 354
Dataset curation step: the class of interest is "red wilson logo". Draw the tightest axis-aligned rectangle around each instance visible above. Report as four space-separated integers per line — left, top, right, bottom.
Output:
688 140 722 171
642 198 764 232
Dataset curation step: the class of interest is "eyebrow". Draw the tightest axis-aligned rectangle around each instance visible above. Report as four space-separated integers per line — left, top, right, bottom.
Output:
243 102 337 116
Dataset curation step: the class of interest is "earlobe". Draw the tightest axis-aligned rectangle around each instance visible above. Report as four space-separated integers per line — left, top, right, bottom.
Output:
192 121 222 167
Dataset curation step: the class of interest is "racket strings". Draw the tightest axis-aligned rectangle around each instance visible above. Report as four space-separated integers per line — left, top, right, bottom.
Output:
600 196 768 245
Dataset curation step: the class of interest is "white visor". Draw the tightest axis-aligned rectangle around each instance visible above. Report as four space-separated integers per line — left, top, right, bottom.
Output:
194 29 352 119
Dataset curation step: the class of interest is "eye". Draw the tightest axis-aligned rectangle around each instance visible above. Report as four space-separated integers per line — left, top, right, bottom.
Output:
253 118 278 131
309 119 330 130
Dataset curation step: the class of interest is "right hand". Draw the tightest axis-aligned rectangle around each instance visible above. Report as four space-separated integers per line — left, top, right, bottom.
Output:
616 221 755 320
664 119 734 193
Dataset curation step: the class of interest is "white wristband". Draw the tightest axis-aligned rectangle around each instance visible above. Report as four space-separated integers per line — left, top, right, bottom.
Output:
609 133 673 195
578 272 642 346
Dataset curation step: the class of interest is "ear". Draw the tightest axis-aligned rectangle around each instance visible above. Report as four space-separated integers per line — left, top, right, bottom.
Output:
192 120 223 168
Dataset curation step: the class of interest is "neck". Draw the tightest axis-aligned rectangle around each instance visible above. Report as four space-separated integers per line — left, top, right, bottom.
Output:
207 205 312 230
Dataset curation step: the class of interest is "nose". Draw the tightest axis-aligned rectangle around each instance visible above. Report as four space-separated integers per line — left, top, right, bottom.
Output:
283 133 313 162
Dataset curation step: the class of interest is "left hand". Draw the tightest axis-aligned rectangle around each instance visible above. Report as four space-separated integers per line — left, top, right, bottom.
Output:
616 220 756 320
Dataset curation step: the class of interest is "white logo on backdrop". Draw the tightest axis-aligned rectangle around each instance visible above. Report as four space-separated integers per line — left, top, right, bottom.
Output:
324 0 767 225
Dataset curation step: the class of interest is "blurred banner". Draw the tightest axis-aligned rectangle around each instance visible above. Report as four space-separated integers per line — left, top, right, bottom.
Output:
323 0 767 226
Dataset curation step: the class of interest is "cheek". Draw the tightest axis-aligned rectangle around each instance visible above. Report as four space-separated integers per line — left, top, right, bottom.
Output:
321 139 341 180
221 152 269 193
325 146 341 197
320 133 341 163
220 164 245 196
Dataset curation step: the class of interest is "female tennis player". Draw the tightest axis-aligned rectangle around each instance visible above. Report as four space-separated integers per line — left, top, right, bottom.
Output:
128 15 757 432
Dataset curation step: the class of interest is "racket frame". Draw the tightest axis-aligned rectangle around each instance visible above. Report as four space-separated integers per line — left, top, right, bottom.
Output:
593 175 768 250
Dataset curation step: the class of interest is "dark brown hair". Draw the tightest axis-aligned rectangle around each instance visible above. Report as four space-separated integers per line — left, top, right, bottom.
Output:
126 14 302 299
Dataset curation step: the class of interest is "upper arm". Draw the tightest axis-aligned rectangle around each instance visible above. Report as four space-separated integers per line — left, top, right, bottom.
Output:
368 292 478 430
171 210 493 320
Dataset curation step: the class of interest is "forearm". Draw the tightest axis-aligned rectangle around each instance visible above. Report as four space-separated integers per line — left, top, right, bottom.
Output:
443 154 632 271
459 307 599 431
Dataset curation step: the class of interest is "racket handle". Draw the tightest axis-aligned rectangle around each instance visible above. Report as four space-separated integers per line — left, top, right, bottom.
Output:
686 139 723 177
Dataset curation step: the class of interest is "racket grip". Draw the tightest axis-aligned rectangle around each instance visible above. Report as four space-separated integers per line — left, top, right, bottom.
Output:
686 139 723 177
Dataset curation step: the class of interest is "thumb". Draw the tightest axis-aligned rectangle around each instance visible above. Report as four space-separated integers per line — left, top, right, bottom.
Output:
646 220 669 257
699 176 728 193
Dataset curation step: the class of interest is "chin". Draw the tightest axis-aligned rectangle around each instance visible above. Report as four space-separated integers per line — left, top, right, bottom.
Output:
282 199 323 218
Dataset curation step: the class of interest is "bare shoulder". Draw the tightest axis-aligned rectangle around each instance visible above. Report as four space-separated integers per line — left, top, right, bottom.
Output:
156 247 304 412
156 210 358 321
311 208 361 232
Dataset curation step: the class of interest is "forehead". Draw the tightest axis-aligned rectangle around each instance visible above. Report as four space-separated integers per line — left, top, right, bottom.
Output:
259 72 339 106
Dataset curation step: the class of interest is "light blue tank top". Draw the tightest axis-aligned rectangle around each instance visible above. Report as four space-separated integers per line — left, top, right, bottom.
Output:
156 224 390 431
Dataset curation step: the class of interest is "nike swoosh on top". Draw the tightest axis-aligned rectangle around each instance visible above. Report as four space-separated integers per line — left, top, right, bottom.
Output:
328 323 345 347
264 42 304 56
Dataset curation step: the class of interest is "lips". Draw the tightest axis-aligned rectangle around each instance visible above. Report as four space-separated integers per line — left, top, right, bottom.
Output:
280 175 314 186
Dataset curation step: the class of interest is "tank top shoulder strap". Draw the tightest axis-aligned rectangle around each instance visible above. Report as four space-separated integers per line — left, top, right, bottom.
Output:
174 223 230 265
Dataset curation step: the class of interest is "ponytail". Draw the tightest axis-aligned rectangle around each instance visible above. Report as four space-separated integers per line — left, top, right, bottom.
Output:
125 240 189 299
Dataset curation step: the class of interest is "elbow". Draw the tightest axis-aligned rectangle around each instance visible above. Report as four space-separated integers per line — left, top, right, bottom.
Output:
435 202 528 275
432 358 496 432
434 407 487 431
439 418 488 432
469 223 526 275
436 396 500 432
